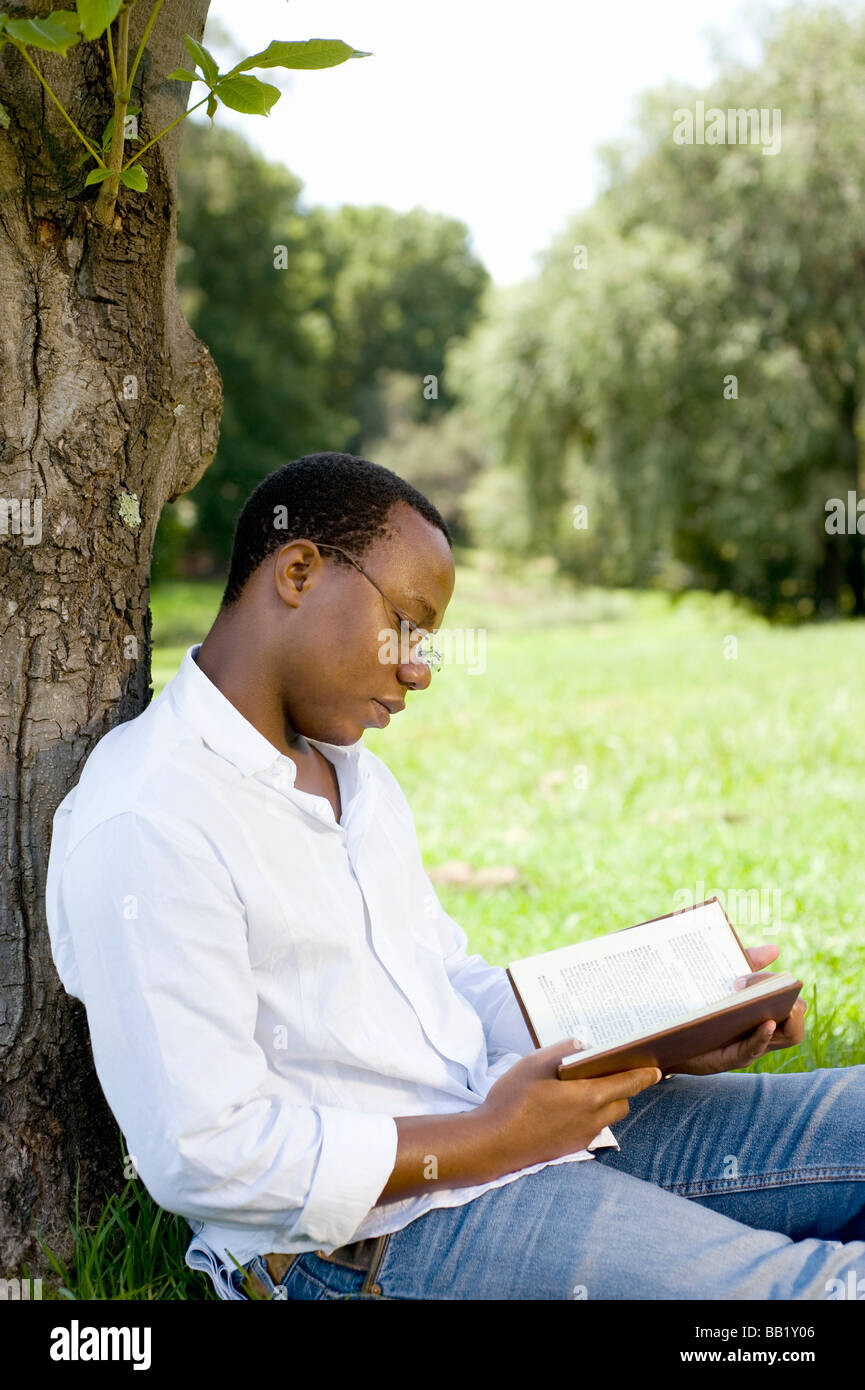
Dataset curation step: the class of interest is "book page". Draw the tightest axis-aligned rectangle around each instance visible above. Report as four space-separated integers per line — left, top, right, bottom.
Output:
557 973 794 1065
509 900 752 1048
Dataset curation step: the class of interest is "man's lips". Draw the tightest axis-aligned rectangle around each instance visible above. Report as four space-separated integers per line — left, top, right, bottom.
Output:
370 698 405 726
374 698 406 714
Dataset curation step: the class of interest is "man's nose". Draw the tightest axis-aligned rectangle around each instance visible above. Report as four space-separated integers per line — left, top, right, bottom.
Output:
396 659 432 692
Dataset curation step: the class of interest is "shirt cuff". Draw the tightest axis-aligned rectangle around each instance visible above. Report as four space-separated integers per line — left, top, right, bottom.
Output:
299 1107 399 1250
587 1124 619 1151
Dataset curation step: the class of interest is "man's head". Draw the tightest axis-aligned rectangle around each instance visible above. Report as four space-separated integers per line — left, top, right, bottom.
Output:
215 452 455 745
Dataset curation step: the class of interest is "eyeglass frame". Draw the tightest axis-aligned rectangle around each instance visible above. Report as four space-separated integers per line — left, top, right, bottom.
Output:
308 541 444 673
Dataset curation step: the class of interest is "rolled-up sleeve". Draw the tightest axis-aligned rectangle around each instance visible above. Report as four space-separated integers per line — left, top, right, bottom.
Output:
58 812 398 1248
421 872 535 1059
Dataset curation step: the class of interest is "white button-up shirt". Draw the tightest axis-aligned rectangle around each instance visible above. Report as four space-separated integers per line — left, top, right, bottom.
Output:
45 645 617 1299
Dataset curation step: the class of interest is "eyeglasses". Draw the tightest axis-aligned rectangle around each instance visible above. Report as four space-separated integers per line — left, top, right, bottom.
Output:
311 541 443 673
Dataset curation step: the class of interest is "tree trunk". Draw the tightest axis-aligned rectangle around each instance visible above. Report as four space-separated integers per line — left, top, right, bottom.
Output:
0 0 221 1275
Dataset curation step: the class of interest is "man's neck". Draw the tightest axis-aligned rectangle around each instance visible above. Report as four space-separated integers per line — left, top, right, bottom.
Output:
193 619 342 816
194 625 305 762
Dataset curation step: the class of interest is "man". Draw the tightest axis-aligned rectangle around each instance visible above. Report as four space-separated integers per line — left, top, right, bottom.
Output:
46 452 865 1301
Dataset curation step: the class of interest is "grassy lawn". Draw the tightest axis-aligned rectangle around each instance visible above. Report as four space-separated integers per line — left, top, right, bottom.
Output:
40 555 865 1297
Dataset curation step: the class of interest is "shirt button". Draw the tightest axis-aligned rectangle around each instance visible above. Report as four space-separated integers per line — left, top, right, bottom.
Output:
314 802 328 816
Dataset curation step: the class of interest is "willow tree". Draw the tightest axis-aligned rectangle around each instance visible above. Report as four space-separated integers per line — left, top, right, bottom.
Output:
0 0 367 1273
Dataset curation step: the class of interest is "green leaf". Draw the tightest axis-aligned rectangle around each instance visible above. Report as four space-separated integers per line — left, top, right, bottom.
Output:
213 74 280 117
205 92 217 125
184 35 219 85
119 164 147 191
0 97 9 129
6 13 81 54
49 10 83 33
84 166 113 186
166 68 200 83
76 0 123 41
227 38 372 75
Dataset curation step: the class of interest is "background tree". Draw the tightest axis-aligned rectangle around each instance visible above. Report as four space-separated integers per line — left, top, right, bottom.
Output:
359 368 493 546
316 202 489 447
156 137 490 573
154 121 351 576
449 3 865 618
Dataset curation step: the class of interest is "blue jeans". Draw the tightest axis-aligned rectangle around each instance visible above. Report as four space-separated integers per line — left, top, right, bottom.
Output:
236 1065 865 1300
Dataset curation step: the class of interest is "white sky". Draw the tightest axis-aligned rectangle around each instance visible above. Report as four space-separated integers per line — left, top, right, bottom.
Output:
200 0 792 286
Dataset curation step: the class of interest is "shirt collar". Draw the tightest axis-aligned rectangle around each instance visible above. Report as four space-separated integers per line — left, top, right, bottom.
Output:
167 644 365 781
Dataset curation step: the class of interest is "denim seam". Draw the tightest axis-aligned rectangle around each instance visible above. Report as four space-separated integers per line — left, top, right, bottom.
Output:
664 1165 865 1196
294 1255 365 1299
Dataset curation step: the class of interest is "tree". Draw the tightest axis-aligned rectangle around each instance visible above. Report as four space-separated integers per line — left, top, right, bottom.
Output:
155 121 353 575
360 369 492 545
593 3 865 615
315 203 490 450
0 0 365 1274
156 151 491 573
450 4 865 618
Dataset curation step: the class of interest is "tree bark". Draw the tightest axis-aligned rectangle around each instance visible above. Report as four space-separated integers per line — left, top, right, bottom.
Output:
0 0 221 1275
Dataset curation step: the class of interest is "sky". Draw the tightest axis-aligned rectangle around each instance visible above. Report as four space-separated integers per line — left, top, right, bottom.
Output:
199 0 794 286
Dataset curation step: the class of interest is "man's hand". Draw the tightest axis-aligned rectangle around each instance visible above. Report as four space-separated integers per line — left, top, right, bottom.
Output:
381 1041 664 1202
475 1039 663 1175
669 943 807 1076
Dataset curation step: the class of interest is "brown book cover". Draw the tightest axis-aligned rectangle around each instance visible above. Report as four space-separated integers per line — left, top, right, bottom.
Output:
506 898 803 1080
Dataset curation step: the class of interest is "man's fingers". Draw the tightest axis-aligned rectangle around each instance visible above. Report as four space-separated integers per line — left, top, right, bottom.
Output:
544 1040 662 1093
744 944 780 969
587 1065 664 1103
532 1037 590 1078
541 1037 588 1062
734 1021 776 1059
754 1020 776 1043
733 969 776 990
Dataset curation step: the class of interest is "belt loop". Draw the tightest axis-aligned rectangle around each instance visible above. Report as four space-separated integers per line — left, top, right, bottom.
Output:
359 1234 390 1296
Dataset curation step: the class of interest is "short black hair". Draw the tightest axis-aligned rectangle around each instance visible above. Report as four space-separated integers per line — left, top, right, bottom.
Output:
220 452 452 608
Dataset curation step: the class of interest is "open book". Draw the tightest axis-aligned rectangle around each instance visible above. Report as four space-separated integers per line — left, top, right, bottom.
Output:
506 898 803 1080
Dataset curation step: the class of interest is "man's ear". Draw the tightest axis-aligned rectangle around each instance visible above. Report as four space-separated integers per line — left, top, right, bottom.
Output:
272 541 321 610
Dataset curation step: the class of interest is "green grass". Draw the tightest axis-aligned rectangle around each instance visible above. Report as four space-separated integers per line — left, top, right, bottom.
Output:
36 1175 219 1301
39 555 865 1297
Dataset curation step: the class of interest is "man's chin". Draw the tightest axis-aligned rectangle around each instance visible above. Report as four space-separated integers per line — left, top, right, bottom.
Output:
303 719 368 746
297 700 379 745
